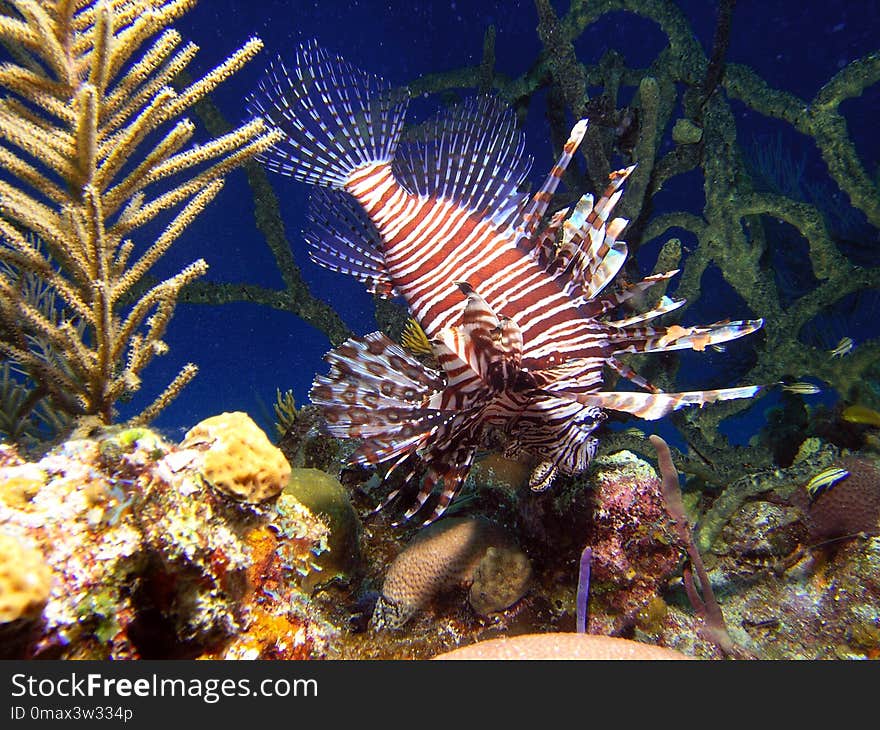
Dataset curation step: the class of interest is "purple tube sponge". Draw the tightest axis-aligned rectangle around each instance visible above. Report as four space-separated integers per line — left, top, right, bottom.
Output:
576 545 592 633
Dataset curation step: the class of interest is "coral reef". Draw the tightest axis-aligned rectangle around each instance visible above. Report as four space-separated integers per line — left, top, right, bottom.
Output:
0 419 332 659
0 531 51 622
468 545 532 618
0 0 279 430
586 450 683 635
282 468 361 592
798 456 880 541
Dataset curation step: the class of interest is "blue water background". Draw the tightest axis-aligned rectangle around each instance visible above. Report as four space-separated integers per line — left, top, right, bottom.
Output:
127 0 880 443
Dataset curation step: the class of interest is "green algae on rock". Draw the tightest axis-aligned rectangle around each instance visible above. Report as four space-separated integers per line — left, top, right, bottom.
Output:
283 468 362 592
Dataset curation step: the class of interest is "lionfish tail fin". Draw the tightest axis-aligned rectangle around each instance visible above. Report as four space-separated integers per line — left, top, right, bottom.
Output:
247 41 409 188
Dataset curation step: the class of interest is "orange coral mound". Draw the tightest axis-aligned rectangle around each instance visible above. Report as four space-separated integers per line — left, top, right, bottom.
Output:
432 633 690 660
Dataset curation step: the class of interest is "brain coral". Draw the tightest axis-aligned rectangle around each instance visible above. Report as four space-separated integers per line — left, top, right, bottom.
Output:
372 516 530 629
0 532 52 624
182 412 291 503
806 457 880 541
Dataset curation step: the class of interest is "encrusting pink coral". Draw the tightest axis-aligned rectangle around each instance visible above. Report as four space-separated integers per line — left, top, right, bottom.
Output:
432 633 690 660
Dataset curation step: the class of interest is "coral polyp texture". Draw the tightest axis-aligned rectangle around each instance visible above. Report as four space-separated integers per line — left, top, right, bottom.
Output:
803 457 880 541
432 633 689 660
0 0 279 431
372 516 531 630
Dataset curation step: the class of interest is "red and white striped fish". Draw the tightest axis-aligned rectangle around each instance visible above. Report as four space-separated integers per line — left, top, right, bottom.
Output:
247 42 763 525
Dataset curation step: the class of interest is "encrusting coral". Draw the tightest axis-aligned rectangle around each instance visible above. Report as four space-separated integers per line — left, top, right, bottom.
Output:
0 0 279 429
0 418 333 659
0 531 51 624
432 632 689 660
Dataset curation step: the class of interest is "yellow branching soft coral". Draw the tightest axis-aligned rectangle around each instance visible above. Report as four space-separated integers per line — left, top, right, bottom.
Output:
0 0 280 425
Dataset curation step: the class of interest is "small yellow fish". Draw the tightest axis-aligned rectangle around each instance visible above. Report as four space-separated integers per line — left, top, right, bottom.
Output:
804 467 850 499
622 427 644 438
780 381 822 395
841 404 880 427
400 318 433 357
829 337 854 358
709 343 727 353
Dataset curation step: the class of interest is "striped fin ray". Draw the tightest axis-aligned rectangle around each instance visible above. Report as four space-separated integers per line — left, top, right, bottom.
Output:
531 205 571 268
398 412 482 525
607 357 662 393
557 166 635 299
365 409 482 526
609 296 685 328
609 318 765 355
304 189 395 296
516 119 589 242
530 357 605 394
568 386 764 420
246 41 409 187
393 97 532 227
581 270 680 317
309 332 446 464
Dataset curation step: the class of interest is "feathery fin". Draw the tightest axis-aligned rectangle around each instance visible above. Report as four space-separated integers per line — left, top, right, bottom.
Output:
247 41 409 187
304 188 395 296
393 97 533 227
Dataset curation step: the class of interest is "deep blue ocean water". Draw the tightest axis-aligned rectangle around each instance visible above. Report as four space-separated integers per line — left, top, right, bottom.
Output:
118 0 879 443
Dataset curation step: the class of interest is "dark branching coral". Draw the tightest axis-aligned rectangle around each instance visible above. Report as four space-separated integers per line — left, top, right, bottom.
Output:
0 0 279 428
398 0 880 446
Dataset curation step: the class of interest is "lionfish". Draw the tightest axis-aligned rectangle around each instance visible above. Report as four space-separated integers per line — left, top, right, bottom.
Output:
247 42 763 525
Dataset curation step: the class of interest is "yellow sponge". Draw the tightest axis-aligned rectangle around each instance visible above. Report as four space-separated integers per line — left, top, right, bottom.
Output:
182 412 291 503
0 532 52 624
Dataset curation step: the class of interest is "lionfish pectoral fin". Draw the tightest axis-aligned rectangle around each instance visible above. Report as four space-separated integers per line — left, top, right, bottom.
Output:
611 318 764 355
309 331 445 465
247 41 409 188
381 417 479 527
567 385 763 420
610 296 686 328
607 356 663 394
582 269 680 318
